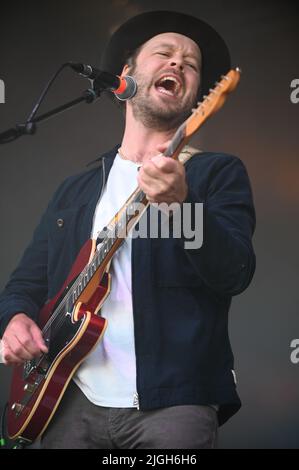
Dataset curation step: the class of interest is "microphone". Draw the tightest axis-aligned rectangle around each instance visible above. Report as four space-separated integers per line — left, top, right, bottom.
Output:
70 63 137 101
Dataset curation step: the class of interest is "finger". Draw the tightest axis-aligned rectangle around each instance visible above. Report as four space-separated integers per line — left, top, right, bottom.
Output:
10 317 48 355
140 183 171 204
145 193 173 204
7 334 33 361
140 166 177 191
150 155 177 173
8 321 43 357
156 140 172 154
138 172 167 197
3 353 23 366
16 334 42 358
30 324 48 353
141 160 163 179
2 343 24 365
141 162 174 186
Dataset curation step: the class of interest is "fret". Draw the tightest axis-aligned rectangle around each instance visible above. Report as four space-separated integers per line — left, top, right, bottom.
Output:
94 255 100 269
116 218 124 238
106 229 113 243
89 263 95 275
100 245 106 262
65 298 71 314
135 190 145 204
86 266 91 280
83 271 88 286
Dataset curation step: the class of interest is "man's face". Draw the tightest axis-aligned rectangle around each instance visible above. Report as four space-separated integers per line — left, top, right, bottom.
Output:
123 32 202 130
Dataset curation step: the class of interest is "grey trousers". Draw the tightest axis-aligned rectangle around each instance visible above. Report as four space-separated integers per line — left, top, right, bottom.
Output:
41 381 218 449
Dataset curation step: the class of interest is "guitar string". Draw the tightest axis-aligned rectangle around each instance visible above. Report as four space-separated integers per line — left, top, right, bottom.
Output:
26 73 234 369
40 95 207 338
40 191 146 338
39 136 187 340
40 117 190 338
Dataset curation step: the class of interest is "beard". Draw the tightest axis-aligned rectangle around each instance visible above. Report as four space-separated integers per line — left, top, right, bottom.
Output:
129 68 198 131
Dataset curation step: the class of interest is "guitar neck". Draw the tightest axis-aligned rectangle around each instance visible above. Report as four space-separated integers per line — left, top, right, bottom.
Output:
91 124 188 270
72 68 241 301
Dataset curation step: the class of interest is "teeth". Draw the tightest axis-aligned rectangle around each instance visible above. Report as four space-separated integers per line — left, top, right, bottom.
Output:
156 76 181 95
157 87 175 96
160 76 179 85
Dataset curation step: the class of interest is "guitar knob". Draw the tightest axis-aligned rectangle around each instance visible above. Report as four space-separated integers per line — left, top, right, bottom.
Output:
24 383 35 393
11 403 24 414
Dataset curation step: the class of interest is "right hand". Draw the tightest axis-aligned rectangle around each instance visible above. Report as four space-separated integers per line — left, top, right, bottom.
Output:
1 313 48 365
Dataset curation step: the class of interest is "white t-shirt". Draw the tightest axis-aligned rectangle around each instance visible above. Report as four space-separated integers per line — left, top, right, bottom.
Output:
73 153 140 407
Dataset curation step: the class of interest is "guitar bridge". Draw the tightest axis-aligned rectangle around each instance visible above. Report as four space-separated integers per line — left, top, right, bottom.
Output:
23 354 49 381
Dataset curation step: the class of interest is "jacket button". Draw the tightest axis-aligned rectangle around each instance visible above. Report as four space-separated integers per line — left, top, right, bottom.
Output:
57 218 64 228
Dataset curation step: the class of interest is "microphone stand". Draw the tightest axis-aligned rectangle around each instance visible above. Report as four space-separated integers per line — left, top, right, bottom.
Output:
0 88 98 144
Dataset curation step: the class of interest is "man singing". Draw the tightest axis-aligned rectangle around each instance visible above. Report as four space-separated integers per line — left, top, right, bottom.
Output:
0 11 256 448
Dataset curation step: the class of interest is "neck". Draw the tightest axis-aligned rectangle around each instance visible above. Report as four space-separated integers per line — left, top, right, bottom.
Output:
120 105 177 163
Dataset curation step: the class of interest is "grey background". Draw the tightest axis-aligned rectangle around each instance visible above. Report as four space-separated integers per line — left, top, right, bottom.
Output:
0 0 298 448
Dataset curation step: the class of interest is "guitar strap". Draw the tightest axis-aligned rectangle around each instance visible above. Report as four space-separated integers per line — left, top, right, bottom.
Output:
177 144 202 165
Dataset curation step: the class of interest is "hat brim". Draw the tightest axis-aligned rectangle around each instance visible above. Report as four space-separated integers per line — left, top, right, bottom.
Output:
100 10 231 100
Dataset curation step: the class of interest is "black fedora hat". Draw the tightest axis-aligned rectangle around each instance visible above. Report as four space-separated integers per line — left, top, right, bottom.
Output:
100 10 231 100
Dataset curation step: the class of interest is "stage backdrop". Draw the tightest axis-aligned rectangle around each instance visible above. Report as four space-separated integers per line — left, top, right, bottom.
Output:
0 0 298 449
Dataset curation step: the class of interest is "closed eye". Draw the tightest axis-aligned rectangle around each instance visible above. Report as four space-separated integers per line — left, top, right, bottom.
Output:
156 52 170 57
186 63 198 71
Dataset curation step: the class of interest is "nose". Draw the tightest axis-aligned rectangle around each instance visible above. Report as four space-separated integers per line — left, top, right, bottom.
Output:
169 56 184 73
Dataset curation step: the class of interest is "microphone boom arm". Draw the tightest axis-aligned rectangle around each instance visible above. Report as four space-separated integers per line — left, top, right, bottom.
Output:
0 88 98 144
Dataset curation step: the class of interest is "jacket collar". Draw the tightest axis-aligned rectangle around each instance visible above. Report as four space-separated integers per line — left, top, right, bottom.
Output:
86 144 120 167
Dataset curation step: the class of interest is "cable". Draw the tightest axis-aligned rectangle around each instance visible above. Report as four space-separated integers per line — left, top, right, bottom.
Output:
26 62 73 123
0 403 8 449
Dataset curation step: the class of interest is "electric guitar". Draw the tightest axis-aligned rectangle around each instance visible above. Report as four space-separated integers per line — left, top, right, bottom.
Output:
6 68 241 444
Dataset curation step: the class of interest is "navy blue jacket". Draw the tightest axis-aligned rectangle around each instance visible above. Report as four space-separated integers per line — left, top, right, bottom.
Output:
0 146 256 425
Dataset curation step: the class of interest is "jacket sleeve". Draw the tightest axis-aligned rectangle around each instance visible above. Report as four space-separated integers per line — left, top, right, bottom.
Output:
0 168 76 338
183 154 256 296
0 206 50 337
0 162 103 338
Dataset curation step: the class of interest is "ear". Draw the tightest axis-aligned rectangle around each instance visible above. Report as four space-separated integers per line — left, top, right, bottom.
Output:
120 64 131 77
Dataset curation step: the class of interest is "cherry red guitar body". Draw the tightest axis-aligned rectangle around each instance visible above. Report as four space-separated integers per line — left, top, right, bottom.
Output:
5 68 240 445
7 238 109 443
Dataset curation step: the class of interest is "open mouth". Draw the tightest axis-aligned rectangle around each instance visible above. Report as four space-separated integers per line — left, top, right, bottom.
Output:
154 75 182 97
